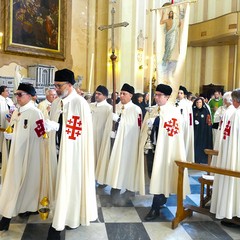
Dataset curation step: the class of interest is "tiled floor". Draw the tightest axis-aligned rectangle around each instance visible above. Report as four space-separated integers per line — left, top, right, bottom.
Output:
0 170 240 240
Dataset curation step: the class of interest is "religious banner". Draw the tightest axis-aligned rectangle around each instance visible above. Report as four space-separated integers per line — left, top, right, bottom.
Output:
155 2 190 102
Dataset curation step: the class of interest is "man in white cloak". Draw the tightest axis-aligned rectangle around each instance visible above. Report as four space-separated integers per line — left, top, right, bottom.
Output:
0 83 45 231
89 85 112 173
105 83 142 205
175 85 194 162
0 86 14 153
210 88 240 224
136 84 190 221
47 69 97 240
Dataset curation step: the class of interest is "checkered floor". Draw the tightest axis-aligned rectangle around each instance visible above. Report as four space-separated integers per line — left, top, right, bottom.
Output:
0 170 240 240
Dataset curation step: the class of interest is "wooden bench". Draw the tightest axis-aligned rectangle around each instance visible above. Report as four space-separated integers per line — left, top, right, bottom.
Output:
172 161 240 229
198 149 218 208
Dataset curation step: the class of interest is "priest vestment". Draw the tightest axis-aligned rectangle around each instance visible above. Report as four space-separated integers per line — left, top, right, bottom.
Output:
0 101 45 218
48 90 97 231
210 106 240 219
105 101 142 191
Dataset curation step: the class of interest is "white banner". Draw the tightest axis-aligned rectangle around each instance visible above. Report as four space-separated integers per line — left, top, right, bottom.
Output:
155 2 190 102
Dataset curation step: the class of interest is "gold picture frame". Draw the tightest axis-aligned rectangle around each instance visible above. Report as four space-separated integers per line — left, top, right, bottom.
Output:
5 0 65 60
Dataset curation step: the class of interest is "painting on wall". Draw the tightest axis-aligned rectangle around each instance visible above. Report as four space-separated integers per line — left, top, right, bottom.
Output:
4 0 65 60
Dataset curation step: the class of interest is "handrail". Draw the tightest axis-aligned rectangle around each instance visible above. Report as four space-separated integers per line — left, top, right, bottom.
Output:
172 160 240 229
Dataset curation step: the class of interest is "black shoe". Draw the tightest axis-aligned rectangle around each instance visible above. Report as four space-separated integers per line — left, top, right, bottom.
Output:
0 217 11 231
97 184 107 189
47 225 61 240
144 209 160 221
159 194 167 206
221 220 240 228
19 211 38 218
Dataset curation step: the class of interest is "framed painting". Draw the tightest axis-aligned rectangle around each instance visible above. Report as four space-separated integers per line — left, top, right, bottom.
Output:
5 0 65 60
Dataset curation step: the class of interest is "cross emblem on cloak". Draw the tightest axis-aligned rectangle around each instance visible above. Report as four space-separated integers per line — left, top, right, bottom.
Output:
98 0 129 113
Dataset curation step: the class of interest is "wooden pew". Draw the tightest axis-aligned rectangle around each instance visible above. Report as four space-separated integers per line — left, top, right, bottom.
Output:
172 161 240 229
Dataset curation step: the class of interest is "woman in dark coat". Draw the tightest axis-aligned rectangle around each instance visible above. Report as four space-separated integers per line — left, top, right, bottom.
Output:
192 97 213 164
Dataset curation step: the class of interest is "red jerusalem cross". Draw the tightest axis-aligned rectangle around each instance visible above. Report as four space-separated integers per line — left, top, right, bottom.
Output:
223 120 231 140
35 119 46 137
164 118 179 136
66 116 82 140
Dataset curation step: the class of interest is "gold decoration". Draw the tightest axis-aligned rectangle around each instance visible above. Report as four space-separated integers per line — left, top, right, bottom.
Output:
5 125 13 133
39 197 50 220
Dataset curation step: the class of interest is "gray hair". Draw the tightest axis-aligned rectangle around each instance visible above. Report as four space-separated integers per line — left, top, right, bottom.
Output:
223 91 232 104
231 88 240 103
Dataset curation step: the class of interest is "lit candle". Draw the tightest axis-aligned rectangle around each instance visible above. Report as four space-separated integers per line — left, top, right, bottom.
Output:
88 53 94 93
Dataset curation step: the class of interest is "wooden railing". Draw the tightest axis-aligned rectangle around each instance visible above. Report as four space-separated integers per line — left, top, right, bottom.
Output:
172 161 240 229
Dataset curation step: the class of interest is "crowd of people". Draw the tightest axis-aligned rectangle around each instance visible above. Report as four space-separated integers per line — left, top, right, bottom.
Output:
0 68 239 239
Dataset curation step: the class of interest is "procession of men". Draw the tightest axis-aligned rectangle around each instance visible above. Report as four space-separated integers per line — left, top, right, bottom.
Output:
0 68 239 239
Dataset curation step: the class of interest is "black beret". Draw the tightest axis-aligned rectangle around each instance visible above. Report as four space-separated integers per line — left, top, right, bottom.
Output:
96 85 108 97
121 83 135 95
17 83 36 96
179 85 188 95
54 69 76 85
156 84 172 96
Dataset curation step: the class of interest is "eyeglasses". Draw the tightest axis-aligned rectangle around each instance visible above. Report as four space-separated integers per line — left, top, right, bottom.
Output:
54 82 68 89
14 92 28 97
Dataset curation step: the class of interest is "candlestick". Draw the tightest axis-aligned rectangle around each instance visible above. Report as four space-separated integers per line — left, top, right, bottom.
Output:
88 53 94 93
149 56 154 107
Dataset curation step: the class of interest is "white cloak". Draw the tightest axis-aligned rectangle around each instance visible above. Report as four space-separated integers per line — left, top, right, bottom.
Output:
175 98 194 162
48 90 97 231
90 100 112 168
0 101 45 217
136 103 190 197
38 99 51 120
211 104 235 167
0 96 14 152
105 101 142 191
210 106 240 219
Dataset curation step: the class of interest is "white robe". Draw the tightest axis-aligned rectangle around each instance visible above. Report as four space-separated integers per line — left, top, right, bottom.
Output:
0 96 14 152
105 101 142 191
136 103 190 197
48 90 97 231
90 100 112 168
38 99 51 120
0 101 45 218
175 98 194 162
211 105 235 167
210 106 240 219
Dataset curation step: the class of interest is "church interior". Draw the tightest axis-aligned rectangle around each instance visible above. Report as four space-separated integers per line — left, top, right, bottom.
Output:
0 0 240 239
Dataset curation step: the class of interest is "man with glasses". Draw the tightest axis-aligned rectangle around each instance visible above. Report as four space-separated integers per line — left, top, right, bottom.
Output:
46 69 97 240
89 85 112 182
136 84 190 221
0 83 46 231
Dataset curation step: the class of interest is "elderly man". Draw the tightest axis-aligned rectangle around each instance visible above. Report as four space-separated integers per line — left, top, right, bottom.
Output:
102 83 142 205
136 84 189 221
0 83 45 231
38 89 57 119
90 85 112 171
47 69 97 240
210 88 240 225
